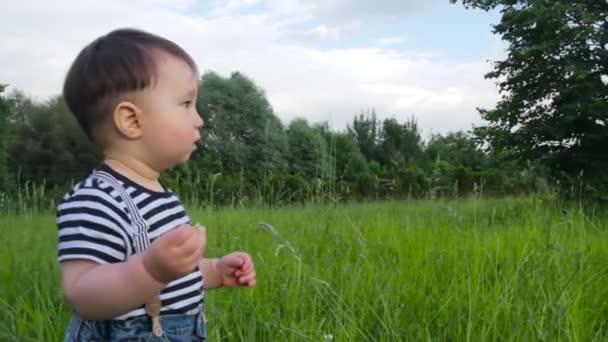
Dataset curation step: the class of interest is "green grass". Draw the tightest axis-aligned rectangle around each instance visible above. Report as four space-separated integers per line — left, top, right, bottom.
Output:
2 197 608 341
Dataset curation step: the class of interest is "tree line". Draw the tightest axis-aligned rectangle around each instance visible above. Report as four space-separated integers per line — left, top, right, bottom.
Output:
0 73 542 210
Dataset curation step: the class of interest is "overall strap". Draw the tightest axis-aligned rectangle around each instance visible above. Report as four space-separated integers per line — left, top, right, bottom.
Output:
92 170 150 254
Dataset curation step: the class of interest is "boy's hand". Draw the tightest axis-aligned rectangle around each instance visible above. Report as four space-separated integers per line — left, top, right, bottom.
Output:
142 224 206 283
216 252 256 287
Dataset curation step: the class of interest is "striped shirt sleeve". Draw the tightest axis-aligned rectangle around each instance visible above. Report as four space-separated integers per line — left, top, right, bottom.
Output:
56 180 130 264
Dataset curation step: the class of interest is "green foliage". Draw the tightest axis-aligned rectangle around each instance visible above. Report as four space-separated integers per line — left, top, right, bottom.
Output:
379 117 426 171
0 85 11 193
197 71 288 175
333 131 368 182
286 118 328 180
348 110 381 163
0 71 550 209
427 131 487 170
452 0 608 201
7 93 100 187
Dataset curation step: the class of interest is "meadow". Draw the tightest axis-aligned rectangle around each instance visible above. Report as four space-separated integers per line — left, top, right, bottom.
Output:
2 196 608 341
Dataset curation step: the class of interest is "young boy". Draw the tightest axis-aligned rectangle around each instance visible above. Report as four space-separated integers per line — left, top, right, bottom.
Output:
57 28 256 341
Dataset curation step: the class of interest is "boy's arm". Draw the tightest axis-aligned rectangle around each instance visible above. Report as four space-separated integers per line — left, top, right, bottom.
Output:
62 225 206 320
61 255 165 320
198 258 222 289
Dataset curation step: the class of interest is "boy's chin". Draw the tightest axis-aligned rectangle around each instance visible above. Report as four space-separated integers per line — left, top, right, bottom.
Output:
177 152 194 164
160 154 192 170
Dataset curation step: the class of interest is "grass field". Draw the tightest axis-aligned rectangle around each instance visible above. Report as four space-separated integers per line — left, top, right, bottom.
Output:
1 197 608 341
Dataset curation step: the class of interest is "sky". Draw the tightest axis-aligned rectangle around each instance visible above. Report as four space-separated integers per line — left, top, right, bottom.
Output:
0 0 505 136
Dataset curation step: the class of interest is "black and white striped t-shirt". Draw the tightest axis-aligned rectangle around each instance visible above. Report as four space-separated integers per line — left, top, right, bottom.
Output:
56 163 204 320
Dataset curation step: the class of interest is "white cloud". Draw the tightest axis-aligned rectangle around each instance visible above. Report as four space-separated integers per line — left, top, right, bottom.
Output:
375 36 407 47
255 49 499 134
309 24 344 41
291 22 361 43
0 0 500 135
209 0 264 16
263 0 446 21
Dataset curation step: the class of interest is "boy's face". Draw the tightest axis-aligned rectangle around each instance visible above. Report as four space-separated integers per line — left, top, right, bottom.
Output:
137 52 203 170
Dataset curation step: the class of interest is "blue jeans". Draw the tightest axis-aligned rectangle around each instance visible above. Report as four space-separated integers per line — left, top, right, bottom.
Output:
63 311 206 341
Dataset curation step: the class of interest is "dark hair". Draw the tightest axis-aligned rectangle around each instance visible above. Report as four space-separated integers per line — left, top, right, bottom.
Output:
63 28 197 141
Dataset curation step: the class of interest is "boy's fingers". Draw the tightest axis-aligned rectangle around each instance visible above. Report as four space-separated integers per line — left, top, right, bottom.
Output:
238 269 255 280
197 230 206 255
240 260 254 273
177 232 195 252
180 229 205 255
194 224 206 234
194 225 207 250
240 274 256 286
164 225 195 246
223 255 245 269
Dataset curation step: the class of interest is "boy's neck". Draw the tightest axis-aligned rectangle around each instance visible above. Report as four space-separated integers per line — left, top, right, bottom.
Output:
103 153 161 186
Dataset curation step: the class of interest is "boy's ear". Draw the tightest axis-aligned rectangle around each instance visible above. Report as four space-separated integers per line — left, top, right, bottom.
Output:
113 101 143 139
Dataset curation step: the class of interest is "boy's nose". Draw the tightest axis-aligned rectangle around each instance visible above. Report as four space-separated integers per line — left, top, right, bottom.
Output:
195 113 204 129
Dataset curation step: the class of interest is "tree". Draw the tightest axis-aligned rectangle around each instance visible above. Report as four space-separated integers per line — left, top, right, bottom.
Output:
426 131 487 170
348 110 381 163
378 117 425 171
333 131 368 182
197 72 288 176
7 94 100 186
285 118 329 180
0 85 11 192
452 0 608 200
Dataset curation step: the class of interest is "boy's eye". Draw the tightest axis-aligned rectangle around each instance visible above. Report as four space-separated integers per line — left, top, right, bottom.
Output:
182 101 192 107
